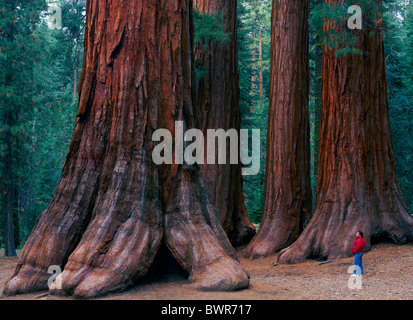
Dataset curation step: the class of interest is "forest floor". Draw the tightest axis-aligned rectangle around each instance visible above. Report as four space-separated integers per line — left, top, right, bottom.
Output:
0 243 412 300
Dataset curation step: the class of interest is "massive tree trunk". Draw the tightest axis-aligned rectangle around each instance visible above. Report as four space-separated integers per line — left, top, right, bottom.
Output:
279 0 413 263
3 0 249 298
193 0 255 246
242 0 312 259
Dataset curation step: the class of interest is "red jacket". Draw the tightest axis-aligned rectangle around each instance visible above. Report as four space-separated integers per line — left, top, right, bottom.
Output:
352 236 366 254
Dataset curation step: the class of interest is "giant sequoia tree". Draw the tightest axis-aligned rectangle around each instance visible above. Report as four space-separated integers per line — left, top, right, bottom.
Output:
242 0 313 258
278 0 413 263
193 0 255 246
3 0 249 298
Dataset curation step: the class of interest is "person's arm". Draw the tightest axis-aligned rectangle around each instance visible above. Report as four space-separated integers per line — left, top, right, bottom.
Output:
352 239 360 254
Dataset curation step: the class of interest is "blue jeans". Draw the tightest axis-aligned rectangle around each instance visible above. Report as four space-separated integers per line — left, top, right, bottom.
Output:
354 252 364 275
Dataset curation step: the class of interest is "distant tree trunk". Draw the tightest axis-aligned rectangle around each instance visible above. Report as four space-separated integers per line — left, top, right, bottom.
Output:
250 47 257 115
3 0 17 257
193 0 255 246
258 27 263 101
279 0 413 263
313 0 322 183
3 0 248 298
251 49 256 88
72 49 79 103
242 0 312 258
13 184 19 248
3 134 16 257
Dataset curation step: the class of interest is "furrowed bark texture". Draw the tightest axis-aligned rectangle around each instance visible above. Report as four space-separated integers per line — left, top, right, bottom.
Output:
193 0 255 246
242 0 312 259
3 0 249 298
278 0 413 263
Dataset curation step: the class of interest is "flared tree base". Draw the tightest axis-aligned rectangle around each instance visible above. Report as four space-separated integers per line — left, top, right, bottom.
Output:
277 200 413 264
3 169 249 299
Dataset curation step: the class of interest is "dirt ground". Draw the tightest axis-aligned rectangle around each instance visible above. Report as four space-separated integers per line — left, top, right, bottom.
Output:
0 243 412 300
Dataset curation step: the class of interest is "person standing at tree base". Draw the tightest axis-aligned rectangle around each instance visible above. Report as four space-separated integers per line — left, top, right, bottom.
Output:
351 231 366 276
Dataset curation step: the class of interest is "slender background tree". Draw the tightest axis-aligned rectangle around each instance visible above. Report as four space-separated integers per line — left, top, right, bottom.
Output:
237 0 271 225
0 0 48 256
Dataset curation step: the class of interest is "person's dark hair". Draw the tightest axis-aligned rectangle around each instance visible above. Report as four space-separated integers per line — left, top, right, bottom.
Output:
358 231 364 238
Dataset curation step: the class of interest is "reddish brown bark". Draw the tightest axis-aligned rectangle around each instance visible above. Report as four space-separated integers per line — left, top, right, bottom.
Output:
3 0 249 298
242 0 312 259
278 0 413 263
193 0 255 246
